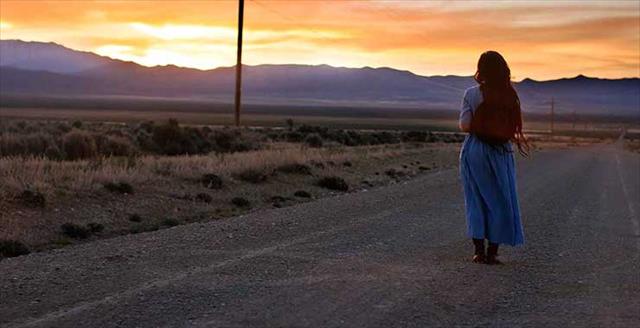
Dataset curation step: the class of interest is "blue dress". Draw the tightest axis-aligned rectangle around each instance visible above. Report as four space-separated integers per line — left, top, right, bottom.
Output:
459 86 524 246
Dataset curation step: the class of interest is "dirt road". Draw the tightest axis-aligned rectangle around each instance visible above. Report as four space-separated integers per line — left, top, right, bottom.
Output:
1 142 639 327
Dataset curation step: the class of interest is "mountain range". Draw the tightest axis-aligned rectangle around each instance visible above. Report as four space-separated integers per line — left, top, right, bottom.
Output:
1 40 638 116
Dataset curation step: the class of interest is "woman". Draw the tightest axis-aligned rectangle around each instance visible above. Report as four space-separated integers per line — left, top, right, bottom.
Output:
459 51 528 265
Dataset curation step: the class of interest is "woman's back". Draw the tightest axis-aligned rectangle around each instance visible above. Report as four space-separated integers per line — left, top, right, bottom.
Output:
459 51 525 265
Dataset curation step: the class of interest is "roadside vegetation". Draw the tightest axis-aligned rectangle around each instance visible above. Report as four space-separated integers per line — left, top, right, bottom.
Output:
0 118 621 259
0 118 467 258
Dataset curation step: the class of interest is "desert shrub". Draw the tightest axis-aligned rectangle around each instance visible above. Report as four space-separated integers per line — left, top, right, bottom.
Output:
138 121 155 133
129 223 159 234
297 125 328 136
235 168 268 183
310 160 325 169
0 240 30 259
195 193 213 203
402 131 429 143
162 218 180 227
361 179 373 186
61 223 90 239
372 131 400 144
0 134 23 156
357 133 379 146
185 127 212 153
385 168 406 178
15 121 27 131
63 130 97 160
276 163 312 175
152 119 199 155
294 190 311 198
128 214 143 222
24 133 52 155
201 174 224 189
342 161 352 167
445 133 465 143
266 132 282 141
285 131 304 142
419 166 431 171
210 129 257 153
136 130 155 152
152 119 184 154
211 130 237 152
53 238 73 247
331 130 360 146
103 182 134 194
231 197 251 207
16 190 46 208
304 134 324 148
317 176 349 191
87 223 105 234
332 130 364 146
44 145 64 160
57 122 72 133
95 135 135 157
0 133 53 157
270 195 288 203
72 121 83 129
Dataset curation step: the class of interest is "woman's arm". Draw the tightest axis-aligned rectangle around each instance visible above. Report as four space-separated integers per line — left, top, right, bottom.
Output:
459 120 471 132
459 89 473 133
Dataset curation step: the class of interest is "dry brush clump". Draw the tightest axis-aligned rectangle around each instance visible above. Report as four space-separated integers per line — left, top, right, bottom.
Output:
317 176 349 191
0 239 30 259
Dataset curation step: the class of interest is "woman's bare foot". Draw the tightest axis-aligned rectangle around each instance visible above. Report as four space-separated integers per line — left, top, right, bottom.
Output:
486 243 502 264
472 254 486 263
485 255 503 265
472 238 486 263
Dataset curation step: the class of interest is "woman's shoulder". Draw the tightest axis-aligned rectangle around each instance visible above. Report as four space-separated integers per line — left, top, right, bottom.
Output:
464 85 481 96
463 85 482 103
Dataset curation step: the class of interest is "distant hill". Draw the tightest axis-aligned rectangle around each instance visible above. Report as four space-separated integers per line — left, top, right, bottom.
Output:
1 39 638 116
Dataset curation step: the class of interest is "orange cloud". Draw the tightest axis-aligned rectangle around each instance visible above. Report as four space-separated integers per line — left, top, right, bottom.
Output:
0 0 638 79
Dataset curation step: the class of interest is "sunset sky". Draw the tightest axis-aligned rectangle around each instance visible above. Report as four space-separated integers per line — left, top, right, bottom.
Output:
0 0 638 80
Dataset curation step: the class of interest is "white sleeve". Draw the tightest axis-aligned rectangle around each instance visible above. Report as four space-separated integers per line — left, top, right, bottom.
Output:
459 89 473 126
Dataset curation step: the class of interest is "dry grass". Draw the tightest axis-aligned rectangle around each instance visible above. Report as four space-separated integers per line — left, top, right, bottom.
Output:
1 141 448 251
527 134 611 151
624 139 640 153
0 142 404 201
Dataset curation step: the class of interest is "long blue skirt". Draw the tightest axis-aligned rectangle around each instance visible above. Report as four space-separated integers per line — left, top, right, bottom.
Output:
460 135 524 246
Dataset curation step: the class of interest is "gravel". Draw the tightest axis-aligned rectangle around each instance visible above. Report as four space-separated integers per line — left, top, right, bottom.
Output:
1 144 638 328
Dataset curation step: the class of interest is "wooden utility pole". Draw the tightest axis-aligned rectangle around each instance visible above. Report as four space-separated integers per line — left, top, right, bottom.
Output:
234 0 245 127
550 97 555 134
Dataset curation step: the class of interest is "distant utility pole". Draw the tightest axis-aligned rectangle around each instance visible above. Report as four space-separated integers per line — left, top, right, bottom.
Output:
234 0 245 127
550 97 555 134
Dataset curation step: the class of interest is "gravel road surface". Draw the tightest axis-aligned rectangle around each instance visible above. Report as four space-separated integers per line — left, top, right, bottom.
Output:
1 142 639 327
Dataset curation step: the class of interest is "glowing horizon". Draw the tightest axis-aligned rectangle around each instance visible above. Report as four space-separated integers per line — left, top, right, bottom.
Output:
0 0 638 80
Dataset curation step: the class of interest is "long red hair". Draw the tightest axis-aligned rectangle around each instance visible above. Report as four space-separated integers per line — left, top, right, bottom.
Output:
474 51 529 156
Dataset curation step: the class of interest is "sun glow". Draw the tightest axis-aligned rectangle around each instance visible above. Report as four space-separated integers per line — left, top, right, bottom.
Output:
0 1 638 79
0 21 13 30
95 43 234 69
130 23 236 41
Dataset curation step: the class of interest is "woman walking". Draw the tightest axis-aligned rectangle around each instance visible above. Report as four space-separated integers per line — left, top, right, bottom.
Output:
459 51 528 265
